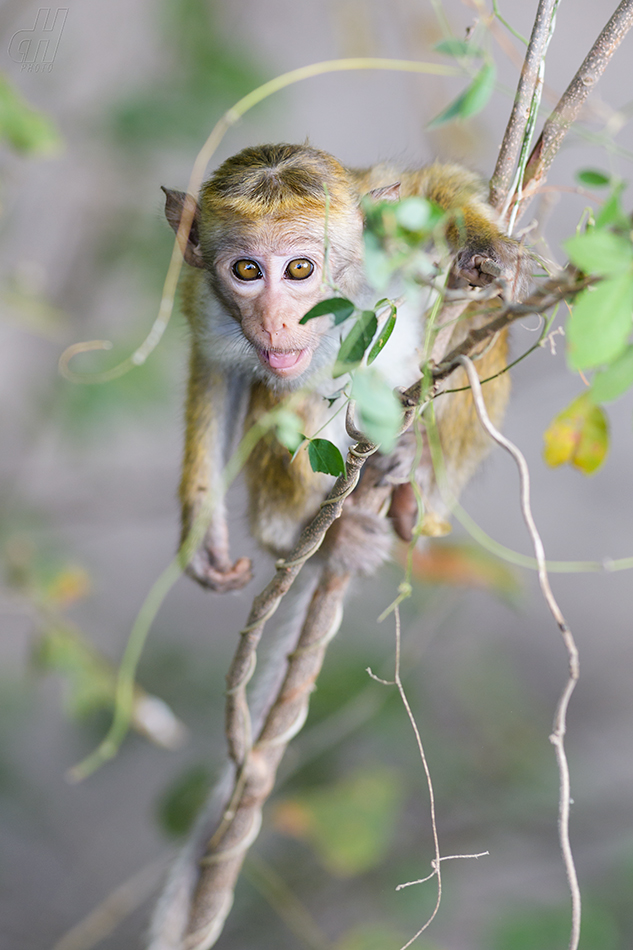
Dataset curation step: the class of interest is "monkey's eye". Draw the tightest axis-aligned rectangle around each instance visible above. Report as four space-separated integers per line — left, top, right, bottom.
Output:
285 258 314 280
233 259 263 281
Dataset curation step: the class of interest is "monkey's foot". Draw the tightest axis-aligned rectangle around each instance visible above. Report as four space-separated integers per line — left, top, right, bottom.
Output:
186 551 253 592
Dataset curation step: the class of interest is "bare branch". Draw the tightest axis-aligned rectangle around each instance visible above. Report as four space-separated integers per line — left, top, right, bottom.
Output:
522 0 633 205
184 565 352 950
433 270 593 383
489 0 560 211
456 356 581 950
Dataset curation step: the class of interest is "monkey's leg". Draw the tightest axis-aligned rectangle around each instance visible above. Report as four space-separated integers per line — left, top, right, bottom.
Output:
180 346 251 591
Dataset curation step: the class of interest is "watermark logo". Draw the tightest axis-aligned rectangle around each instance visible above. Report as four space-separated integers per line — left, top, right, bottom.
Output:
8 8 68 73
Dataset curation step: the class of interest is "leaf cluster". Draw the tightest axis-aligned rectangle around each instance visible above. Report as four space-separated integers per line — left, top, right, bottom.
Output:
544 176 633 475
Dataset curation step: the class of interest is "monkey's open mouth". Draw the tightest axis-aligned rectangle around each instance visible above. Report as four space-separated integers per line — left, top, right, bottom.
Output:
258 348 310 377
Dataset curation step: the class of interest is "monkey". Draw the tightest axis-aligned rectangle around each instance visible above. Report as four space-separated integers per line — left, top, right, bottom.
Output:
162 143 529 593
149 143 530 950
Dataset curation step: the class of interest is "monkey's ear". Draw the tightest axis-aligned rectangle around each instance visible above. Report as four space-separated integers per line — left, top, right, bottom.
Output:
366 182 401 203
161 186 205 269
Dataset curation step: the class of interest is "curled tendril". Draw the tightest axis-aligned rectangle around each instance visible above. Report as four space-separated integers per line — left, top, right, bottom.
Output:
58 339 116 383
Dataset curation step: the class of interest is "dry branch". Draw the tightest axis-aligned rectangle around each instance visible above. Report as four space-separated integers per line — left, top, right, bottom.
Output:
522 0 633 205
489 0 560 211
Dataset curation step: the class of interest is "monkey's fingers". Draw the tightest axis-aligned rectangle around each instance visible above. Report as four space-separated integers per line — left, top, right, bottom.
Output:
452 251 502 289
186 551 253 592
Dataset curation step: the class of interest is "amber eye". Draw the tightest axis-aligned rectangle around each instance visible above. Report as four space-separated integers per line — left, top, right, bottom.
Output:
233 259 263 281
285 258 314 280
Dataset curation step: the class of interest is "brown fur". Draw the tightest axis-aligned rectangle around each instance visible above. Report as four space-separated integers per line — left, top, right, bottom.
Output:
162 143 529 590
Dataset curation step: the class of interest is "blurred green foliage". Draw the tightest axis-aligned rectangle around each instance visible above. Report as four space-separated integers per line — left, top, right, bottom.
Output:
110 0 263 150
157 763 213 837
491 902 620 950
0 73 61 155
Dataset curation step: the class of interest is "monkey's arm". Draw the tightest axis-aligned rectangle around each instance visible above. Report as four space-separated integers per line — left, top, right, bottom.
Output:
180 344 252 592
409 163 530 297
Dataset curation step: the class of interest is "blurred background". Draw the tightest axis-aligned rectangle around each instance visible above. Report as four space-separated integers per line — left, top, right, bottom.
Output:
1 1 633 948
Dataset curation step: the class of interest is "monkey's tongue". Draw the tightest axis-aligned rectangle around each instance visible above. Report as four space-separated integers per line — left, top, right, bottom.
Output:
266 350 303 370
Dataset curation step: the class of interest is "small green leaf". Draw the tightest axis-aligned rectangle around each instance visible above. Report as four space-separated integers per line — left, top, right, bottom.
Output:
277 769 403 877
434 39 484 58
367 306 397 364
591 344 633 402
595 182 629 230
565 230 633 276
34 626 116 718
577 169 611 188
325 387 346 408
351 368 402 453
156 765 212 838
428 62 496 128
307 438 346 477
300 297 355 325
543 393 609 475
334 310 378 376
363 232 395 291
394 196 434 233
567 274 633 370
0 75 62 155
274 410 304 453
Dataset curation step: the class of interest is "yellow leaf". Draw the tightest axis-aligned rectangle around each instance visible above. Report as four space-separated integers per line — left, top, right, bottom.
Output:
543 394 609 475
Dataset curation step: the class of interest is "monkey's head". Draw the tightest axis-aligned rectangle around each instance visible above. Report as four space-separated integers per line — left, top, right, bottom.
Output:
163 144 367 388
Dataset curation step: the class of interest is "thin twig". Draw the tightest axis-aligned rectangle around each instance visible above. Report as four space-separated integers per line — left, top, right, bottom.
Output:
456 355 581 950
389 606 442 950
428 270 591 387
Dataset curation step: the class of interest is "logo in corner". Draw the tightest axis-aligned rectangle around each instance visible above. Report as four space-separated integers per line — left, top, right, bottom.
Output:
8 8 68 73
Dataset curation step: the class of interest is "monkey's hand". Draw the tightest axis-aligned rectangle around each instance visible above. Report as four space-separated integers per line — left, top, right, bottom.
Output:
186 547 253 592
451 236 529 299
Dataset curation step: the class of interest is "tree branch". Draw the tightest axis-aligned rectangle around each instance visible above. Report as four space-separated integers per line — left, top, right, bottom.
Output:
489 0 560 211
522 0 633 205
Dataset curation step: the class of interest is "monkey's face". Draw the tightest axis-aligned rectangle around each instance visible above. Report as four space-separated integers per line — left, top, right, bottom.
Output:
214 234 333 384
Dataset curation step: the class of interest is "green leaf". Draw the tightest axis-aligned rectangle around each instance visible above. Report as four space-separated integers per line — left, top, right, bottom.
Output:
591 344 633 402
567 274 633 370
363 232 395 291
394 196 434 234
564 230 633 276
367 306 397 364
595 182 629 230
576 168 611 188
300 297 355 325
274 410 304 453
156 765 212 837
334 310 378 376
276 769 403 877
307 438 346 477
351 368 402 453
434 39 484 58
543 393 609 475
0 75 61 155
428 62 496 128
